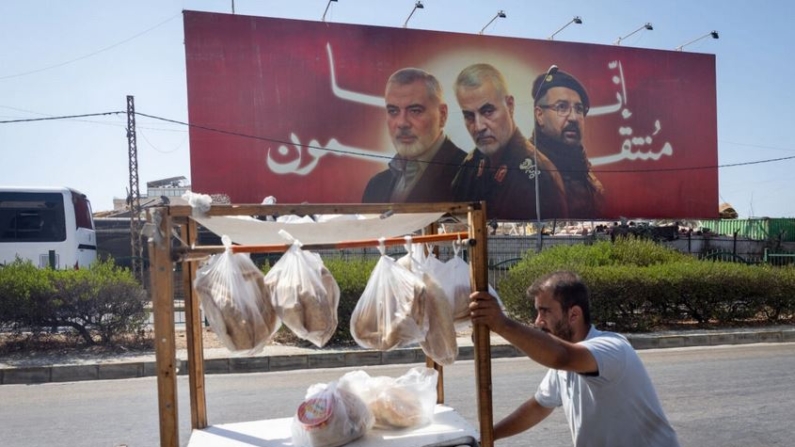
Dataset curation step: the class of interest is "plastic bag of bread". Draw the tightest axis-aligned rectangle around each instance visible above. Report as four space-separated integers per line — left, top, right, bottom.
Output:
193 235 281 354
397 243 458 366
291 380 373 447
339 367 438 429
350 239 427 351
437 243 473 325
265 232 340 348
435 242 504 331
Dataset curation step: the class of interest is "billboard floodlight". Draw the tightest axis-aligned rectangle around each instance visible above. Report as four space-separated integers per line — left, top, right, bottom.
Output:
548 16 583 40
675 30 719 51
479 10 506 35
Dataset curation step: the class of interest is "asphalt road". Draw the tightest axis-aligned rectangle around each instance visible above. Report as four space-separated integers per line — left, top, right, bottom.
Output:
1 342 793 447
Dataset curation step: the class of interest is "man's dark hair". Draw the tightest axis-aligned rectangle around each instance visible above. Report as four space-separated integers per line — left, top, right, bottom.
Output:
527 271 592 325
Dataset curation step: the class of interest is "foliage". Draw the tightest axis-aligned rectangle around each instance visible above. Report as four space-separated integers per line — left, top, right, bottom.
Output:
496 239 795 331
324 256 377 346
0 258 148 345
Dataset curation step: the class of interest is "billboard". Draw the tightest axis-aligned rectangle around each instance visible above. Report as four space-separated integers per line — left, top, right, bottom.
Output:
184 10 718 220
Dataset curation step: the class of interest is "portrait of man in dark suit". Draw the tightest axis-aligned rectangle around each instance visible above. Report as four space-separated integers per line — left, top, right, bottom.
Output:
362 68 466 203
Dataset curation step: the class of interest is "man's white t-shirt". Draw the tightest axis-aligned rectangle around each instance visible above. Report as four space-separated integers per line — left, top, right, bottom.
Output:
534 326 680 447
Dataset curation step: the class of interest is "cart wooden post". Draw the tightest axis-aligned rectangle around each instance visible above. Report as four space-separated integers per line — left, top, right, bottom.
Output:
468 203 494 447
180 218 208 429
150 207 179 447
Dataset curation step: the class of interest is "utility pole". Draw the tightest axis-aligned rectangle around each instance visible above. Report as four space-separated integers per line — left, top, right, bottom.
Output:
126 95 143 282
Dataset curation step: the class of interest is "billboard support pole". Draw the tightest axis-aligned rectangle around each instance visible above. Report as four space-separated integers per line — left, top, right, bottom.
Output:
533 66 559 252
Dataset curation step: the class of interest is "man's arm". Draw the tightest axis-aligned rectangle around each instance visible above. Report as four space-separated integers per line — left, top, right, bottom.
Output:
469 291 598 374
494 397 554 440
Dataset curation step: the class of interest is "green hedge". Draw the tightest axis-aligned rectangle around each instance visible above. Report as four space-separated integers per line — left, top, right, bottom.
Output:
498 239 795 331
0 258 148 344
325 257 378 346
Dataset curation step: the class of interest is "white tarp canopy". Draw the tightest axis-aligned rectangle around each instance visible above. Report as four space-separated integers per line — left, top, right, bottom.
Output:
192 212 446 246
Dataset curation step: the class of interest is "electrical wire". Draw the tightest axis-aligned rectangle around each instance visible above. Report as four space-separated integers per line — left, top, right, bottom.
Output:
2 108 794 174
0 14 180 80
134 111 795 173
0 111 125 123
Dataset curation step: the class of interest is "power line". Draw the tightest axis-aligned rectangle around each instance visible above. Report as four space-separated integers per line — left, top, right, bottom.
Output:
0 111 124 123
591 154 795 173
2 108 794 174
0 13 180 80
134 111 398 163
135 111 795 173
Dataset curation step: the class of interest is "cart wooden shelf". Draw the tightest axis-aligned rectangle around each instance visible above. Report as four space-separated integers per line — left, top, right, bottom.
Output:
147 202 496 447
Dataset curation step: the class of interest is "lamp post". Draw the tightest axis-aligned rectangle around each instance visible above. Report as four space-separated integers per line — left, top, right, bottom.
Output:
614 22 653 45
675 30 719 51
321 0 338 22
548 16 582 40
533 65 559 252
479 10 506 35
403 1 424 28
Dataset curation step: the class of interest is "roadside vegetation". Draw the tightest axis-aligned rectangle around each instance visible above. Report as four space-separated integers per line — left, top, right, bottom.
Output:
498 238 795 331
0 258 149 353
2 239 793 356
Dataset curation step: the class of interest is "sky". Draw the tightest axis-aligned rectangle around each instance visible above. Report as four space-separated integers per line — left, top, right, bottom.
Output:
1 0 794 218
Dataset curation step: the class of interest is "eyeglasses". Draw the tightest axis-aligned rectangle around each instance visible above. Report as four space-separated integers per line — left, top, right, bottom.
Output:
538 102 588 117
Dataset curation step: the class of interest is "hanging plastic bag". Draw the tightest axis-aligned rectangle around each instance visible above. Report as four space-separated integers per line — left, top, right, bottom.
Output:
397 240 458 366
264 231 340 348
350 238 427 351
339 366 438 429
437 240 475 326
193 235 280 354
291 380 373 447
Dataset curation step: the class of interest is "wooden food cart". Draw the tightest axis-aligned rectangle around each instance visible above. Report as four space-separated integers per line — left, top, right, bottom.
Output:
147 202 496 447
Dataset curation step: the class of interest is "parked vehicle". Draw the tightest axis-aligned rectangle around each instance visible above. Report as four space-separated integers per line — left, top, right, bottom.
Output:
0 186 97 269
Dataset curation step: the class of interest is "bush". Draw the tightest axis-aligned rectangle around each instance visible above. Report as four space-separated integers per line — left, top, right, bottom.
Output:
0 259 54 328
496 239 795 331
0 258 148 345
325 256 377 346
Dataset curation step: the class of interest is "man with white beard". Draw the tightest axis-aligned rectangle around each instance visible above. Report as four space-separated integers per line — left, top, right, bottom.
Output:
362 68 466 203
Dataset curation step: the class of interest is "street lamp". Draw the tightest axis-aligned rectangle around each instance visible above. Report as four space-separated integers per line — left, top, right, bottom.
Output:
403 1 424 28
675 30 719 51
479 10 506 35
548 16 582 40
614 22 653 45
321 0 338 22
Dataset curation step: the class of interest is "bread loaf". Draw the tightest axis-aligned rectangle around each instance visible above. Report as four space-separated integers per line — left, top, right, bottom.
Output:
418 272 458 365
266 248 339 348
194 252 280 353
351 255 427 351
291 385 372 447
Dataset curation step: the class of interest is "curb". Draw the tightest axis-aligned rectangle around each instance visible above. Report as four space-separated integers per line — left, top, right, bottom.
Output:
2 328 793 385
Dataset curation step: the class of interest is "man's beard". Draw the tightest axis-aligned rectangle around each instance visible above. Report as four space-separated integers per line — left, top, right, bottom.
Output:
559 122 581 147
393 133 428 159
541 318 574 342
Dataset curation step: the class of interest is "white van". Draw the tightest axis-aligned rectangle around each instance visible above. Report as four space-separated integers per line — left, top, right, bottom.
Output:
0 186 97 269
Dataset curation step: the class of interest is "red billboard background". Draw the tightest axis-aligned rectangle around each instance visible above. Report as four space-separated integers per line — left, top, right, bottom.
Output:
184 10 718 220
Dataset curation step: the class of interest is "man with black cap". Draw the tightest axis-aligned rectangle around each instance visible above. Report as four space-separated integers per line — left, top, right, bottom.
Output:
451 63 567 220
532 69 605 218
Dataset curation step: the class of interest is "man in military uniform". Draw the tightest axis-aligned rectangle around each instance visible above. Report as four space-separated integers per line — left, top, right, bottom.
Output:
362 68 466 203
531 69 605 218
452 63 567 220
